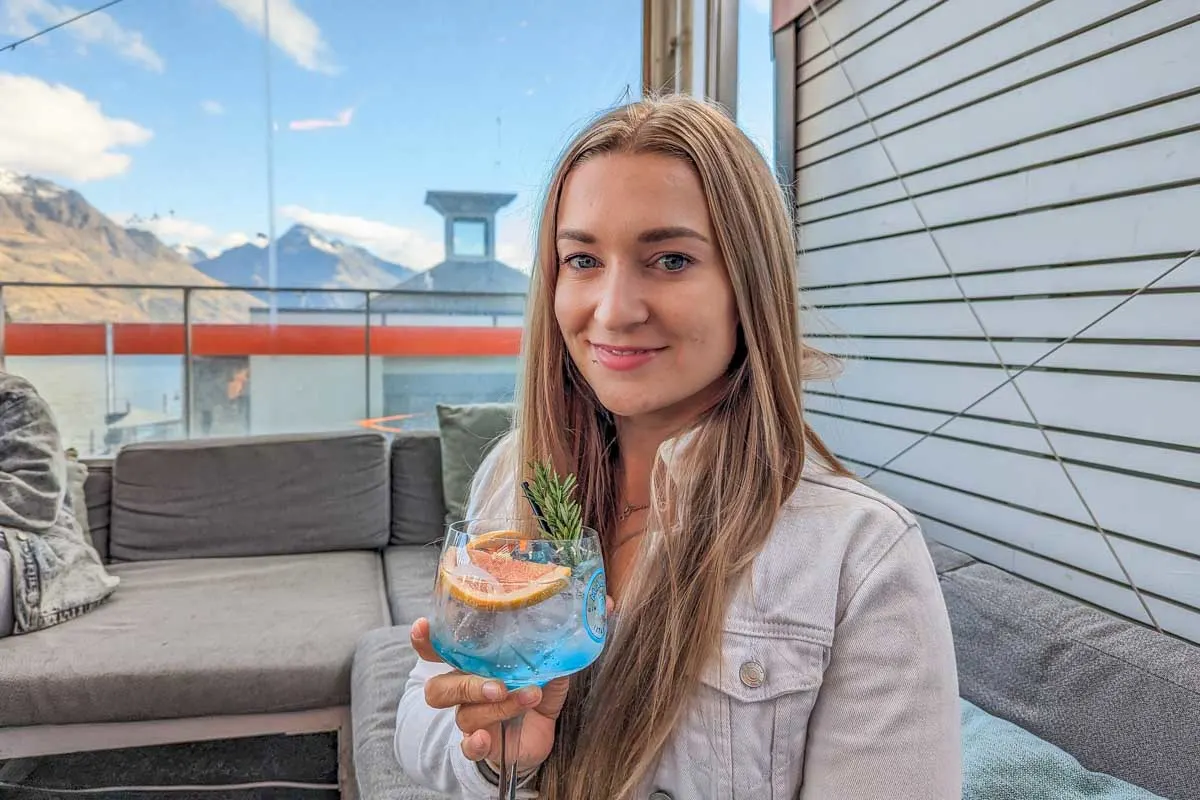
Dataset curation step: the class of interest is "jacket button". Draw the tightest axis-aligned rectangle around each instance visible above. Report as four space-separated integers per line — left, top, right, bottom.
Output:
739 660 765 688
649 792 672 800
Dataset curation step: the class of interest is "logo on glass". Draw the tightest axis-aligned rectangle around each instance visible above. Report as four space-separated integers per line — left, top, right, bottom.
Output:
583 569 606 643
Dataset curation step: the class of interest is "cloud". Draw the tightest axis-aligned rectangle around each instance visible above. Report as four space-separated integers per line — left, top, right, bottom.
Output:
215 0 336 74
121 214 249 257
746 0 771 13
2 0 164 71
0 73 152 181
289 107 353 131
496 217 535 272
201 100 225 115
280 205 444 268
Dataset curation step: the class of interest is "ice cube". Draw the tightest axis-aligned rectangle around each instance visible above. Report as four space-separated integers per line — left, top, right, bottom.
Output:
448 546 501 592
445 598 508 657
509 589 579 666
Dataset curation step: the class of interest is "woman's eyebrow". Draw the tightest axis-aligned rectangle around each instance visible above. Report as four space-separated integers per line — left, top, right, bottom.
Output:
556 228 595 244
555 226 710 244
638 226 709 244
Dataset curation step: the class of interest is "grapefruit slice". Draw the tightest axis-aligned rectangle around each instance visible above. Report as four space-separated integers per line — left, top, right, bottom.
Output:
442 535 570 611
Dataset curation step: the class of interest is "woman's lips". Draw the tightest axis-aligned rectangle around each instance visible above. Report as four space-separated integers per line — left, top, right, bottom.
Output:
590 343 665 371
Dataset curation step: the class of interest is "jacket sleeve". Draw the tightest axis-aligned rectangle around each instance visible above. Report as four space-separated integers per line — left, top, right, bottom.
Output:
798 525 962 799
393 656 531 797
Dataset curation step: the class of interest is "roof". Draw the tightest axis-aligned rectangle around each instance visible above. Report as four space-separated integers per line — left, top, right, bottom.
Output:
424 191 516 218
392 258 529 295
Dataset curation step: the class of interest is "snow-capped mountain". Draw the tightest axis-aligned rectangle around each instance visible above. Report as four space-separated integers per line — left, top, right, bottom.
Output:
193 224 414 308
172 243 208 264
0 169 259 323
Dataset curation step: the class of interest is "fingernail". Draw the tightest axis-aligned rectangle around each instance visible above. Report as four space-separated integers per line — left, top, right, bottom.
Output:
409 620 423 639
482 682 504 701
518 686 539 705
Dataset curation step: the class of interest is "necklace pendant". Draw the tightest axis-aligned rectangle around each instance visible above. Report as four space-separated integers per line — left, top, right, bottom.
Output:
618 502 649 522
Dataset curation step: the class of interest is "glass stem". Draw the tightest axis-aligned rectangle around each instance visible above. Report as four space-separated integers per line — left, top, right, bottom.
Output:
497 710 527 800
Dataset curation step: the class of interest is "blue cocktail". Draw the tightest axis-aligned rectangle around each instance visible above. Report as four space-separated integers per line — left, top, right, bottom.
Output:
428 517 608 798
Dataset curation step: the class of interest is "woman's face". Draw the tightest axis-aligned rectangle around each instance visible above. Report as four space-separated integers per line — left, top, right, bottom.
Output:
554 152 739 426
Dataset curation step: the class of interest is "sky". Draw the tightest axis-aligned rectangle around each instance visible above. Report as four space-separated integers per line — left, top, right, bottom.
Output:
0 0 777 273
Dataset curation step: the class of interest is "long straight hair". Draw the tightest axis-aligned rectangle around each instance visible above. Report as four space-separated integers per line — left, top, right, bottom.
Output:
495 94 846 799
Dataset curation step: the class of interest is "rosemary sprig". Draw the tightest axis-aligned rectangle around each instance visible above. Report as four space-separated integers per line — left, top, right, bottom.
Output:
521 459 583 546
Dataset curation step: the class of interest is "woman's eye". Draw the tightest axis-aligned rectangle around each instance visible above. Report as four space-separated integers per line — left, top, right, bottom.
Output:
657 253 693 272
565 254 599 270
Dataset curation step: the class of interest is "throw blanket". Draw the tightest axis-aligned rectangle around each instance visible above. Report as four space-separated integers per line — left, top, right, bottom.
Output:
0 372 118 633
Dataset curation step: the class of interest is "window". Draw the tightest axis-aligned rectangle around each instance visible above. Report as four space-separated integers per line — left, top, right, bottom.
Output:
452 219 488 258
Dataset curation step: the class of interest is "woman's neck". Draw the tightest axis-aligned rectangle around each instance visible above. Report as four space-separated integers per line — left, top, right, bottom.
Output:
615 414 680 506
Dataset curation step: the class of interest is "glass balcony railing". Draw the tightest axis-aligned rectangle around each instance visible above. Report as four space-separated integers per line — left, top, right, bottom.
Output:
0 281 526 455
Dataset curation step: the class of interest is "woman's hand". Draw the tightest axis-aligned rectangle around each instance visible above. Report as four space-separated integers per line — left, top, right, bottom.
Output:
410 618 569 773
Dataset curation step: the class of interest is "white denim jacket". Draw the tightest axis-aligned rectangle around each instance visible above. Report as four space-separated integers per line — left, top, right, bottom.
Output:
395 446 961 799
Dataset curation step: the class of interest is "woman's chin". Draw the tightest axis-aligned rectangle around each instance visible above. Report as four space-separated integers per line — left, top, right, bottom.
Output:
592 390 672 421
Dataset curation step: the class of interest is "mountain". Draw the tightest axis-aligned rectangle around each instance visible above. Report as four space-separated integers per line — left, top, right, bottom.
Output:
172 243 208 264
193 224 414 308
0 170 260 323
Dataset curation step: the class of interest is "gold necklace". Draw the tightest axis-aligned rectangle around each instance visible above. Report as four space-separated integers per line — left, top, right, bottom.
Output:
618 502 649 522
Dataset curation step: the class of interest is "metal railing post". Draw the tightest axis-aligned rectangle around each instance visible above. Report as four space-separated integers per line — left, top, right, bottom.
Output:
364 291 373 421
183 287 193 439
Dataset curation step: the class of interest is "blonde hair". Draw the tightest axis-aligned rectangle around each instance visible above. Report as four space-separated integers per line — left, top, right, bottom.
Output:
501 94 845 799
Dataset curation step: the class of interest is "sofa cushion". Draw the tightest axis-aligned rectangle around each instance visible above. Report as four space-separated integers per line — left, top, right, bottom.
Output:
436 403 512 524
0 551 389 727
390 432 446 546
82 460 113 562
941 562 1200 800
961 697 1165 799
352 626 449 800
110 432 390 561
383 545 441 626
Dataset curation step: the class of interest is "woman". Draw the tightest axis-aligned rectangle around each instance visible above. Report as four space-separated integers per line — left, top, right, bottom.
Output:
395 95 960 799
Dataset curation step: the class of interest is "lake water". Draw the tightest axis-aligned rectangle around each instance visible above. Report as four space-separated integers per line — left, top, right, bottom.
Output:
6 356 184 455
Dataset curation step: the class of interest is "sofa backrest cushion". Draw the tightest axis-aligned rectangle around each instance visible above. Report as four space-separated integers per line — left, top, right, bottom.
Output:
109 431 390 561
389 432 446 546
941 560 1200 800
81 460 113 562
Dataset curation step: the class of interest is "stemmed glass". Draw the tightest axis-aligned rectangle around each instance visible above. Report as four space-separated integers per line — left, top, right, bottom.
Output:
429 516 607 799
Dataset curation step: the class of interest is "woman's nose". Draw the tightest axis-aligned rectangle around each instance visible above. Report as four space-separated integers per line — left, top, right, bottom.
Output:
593 265 649 330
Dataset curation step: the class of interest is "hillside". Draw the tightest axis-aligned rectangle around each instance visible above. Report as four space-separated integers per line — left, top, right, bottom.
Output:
0 171 260 324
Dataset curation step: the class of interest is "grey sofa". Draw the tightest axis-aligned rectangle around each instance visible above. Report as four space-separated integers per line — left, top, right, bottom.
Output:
0 431 397 797
2 429 1196 800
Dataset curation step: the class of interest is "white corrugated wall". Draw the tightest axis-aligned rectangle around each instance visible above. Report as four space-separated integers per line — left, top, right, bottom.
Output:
783 0 1200 643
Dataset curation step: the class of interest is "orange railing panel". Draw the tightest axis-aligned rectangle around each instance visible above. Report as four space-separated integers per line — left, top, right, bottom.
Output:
5 323 523 357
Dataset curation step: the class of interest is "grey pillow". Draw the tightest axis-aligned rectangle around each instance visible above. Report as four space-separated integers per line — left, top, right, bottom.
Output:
436 402 512 524
64 454 93 550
